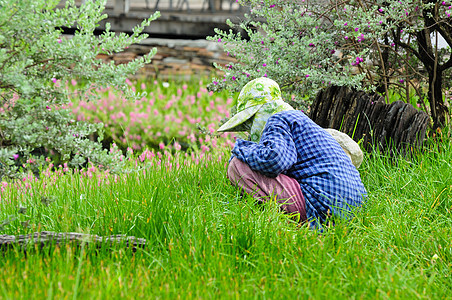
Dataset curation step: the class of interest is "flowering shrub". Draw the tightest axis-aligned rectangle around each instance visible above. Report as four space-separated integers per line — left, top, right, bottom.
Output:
71 78 236 152
0 77 236 211
208 0 364 112
208 0 452 128
0 0 159 179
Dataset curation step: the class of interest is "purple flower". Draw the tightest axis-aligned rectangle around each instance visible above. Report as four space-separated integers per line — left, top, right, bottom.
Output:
57 38 62 44
352 57 364 66
269 4 275 8
213 81 218 85
344 36 349 40
305 74 309 78
51 78 57 83
358 34 365 42
399 79 404 83
232 76 236 81
262 63 267 67
217 38 222 42
309 43 315 47
344 22 348 26
355 27 359 32
13 154 19 160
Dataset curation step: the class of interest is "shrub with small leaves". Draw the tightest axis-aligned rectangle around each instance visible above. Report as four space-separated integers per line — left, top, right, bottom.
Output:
208 0 452 128
208 0 368 110
0 0 159 179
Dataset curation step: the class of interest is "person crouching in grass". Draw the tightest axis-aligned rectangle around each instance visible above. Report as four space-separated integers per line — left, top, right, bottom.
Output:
218 77 367 229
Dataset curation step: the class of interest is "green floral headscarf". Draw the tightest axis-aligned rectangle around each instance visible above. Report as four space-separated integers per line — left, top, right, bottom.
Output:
217 77 294 142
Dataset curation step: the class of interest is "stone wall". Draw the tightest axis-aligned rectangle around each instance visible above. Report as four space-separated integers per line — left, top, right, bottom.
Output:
98 38 235 80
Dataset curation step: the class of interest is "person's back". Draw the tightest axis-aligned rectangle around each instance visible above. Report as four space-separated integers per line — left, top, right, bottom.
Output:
270 110 367 225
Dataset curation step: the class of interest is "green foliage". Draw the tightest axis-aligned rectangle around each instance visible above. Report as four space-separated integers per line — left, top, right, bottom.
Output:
208 0 452 126
0 0 159 179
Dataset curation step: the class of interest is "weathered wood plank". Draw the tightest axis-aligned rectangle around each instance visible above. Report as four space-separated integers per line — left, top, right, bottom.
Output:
0 231 146 252
310 86 430 154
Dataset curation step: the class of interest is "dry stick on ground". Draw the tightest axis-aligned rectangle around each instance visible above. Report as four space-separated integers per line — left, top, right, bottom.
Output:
0 231 147 253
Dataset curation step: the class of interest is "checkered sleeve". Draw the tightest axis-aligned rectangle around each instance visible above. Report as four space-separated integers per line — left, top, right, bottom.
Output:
231 116 297 178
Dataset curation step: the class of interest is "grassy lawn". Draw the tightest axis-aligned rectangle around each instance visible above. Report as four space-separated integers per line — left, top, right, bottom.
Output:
0 80 451 299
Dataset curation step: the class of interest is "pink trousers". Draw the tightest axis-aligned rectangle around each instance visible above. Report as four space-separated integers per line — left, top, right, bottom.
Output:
227 157 307 222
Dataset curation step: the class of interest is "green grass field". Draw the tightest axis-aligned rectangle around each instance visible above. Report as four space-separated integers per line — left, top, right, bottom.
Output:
0 81 451 299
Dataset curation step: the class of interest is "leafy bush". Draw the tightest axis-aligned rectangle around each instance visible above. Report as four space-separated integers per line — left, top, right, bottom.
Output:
208 0 452 128
0 0 159 179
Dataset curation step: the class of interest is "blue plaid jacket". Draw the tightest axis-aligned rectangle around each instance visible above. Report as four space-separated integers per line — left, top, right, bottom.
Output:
231 110 367 228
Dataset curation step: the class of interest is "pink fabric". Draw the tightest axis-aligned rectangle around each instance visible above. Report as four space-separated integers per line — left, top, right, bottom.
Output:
227 157 307 222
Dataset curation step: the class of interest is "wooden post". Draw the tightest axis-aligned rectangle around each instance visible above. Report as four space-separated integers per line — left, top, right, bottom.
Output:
114 0 130 14
208 0 222 12
214 0 222 11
